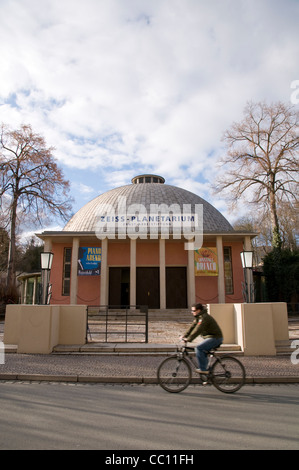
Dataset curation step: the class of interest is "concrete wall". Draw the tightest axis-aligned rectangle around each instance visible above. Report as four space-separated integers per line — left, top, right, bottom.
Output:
209 302 289 356
4 305 87 354
3 304 22 345
4 302 289 355
207 303 236 344
58 305 87 345
240 303 276 356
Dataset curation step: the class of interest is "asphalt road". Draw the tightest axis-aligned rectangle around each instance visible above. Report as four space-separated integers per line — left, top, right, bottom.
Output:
0 382 298 450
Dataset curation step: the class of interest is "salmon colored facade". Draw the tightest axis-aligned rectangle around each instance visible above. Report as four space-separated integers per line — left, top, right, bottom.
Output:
38 175 256 310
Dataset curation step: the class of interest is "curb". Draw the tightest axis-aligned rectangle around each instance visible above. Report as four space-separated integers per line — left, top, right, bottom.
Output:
0 373 299 384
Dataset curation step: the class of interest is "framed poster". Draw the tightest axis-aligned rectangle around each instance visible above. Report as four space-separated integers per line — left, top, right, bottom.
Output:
195 247 218 276
78 247 101 276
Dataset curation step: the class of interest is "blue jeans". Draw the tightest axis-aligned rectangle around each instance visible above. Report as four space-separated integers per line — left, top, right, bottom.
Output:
196 337 223 371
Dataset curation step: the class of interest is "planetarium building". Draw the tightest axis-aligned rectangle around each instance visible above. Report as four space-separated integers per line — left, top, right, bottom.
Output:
38 175 255 310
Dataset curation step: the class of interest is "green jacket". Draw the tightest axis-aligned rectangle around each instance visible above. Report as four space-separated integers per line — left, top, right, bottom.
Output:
184 309 223 342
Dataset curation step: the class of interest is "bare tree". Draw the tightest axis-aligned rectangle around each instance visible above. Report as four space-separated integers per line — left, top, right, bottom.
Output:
214 101 299 247
0 123 72 294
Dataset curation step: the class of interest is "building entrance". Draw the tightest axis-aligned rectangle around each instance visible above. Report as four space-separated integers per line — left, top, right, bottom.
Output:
136 267 160 309
109 267 130 307
166 267 187 309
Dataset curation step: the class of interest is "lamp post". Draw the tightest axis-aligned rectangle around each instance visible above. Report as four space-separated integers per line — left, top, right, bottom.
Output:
41 252 54 305
240 251 254 303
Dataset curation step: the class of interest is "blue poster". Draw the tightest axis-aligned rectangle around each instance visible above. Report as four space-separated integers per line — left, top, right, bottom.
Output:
78 247 101 276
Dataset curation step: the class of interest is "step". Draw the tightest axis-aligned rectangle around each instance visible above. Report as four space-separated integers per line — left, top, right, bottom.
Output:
275 340 294 355
53 343 242 355
87 309 191 323
88 307 191 317
148 309 191 321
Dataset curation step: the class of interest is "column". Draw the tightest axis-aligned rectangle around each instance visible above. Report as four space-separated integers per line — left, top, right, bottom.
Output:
100 238 108 305
216 236 225 303
159 238 166 309
33 277 37 305
23 278 28 304
43 238 52 252
187 247 195 307
130 238 136 306
70 237 79 304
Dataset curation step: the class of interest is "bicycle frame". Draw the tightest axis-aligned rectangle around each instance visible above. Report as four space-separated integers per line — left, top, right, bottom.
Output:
177 345 216 375
179 344 246 391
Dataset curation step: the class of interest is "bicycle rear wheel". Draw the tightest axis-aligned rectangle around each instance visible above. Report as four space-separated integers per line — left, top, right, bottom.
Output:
157 356 191 393
211 356 245 393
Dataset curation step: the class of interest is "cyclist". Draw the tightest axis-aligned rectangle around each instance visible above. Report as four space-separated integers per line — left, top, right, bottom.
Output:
181 303 223 374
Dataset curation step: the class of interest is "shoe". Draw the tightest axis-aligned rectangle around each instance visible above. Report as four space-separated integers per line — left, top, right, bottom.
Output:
195 369 209 374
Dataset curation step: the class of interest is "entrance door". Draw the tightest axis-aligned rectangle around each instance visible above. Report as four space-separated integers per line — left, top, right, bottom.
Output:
136 267 160 309
109 267 130 307
166 267 187 309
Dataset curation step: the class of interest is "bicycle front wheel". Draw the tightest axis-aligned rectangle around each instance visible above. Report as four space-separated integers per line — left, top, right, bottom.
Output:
211 356 246 393
157 356 191 393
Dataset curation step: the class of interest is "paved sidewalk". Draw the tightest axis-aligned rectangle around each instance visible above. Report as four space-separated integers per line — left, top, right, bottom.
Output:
0 350 299 384
0 317 298 384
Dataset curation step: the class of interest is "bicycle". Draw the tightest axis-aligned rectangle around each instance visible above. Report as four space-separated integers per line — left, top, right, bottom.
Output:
157 342 246 394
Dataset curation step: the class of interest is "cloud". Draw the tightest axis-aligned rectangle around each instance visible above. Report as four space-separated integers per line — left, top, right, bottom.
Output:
72 182 95 195
0 0 298 221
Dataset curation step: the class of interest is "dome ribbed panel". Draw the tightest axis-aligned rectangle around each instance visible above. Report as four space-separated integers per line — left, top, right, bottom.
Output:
63 183 233 233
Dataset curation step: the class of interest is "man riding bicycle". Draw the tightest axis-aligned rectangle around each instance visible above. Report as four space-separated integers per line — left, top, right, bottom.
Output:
181 303 223 374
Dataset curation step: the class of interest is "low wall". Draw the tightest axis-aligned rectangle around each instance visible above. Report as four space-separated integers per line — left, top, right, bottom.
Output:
58 305 87 345
4 305 87 354
4 302 289 355
209 302 289 356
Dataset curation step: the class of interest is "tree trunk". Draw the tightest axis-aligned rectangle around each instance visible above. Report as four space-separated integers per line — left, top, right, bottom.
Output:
6 196 18 296
268 177 282 249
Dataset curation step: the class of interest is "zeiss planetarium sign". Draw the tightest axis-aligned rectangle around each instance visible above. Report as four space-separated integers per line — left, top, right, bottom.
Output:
95 196 203 250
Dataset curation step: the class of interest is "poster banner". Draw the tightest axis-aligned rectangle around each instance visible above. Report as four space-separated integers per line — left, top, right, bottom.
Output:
195 247 218 276
78 247 101 276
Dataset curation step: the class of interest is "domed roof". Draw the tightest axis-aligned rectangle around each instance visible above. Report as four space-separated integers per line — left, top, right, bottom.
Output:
63 175 233 233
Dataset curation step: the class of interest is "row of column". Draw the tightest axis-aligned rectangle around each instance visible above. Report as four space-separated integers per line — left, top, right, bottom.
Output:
46 235 229 306
98 236 227 308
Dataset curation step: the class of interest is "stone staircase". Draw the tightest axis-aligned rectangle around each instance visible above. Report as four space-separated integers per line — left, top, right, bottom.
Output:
87 307 192 323
275 340 295 355
83 307 243 354
148 309 191 322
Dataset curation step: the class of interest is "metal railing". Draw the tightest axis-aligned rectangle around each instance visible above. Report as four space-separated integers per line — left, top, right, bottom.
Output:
86 305 149 343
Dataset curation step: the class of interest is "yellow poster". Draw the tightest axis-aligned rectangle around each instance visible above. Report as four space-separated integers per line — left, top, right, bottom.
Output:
195 247 218 276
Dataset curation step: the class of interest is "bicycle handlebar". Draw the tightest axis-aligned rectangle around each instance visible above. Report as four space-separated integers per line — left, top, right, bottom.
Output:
177 343 194 353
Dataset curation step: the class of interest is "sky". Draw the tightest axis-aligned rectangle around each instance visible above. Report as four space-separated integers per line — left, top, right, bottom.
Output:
0 0 298 238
